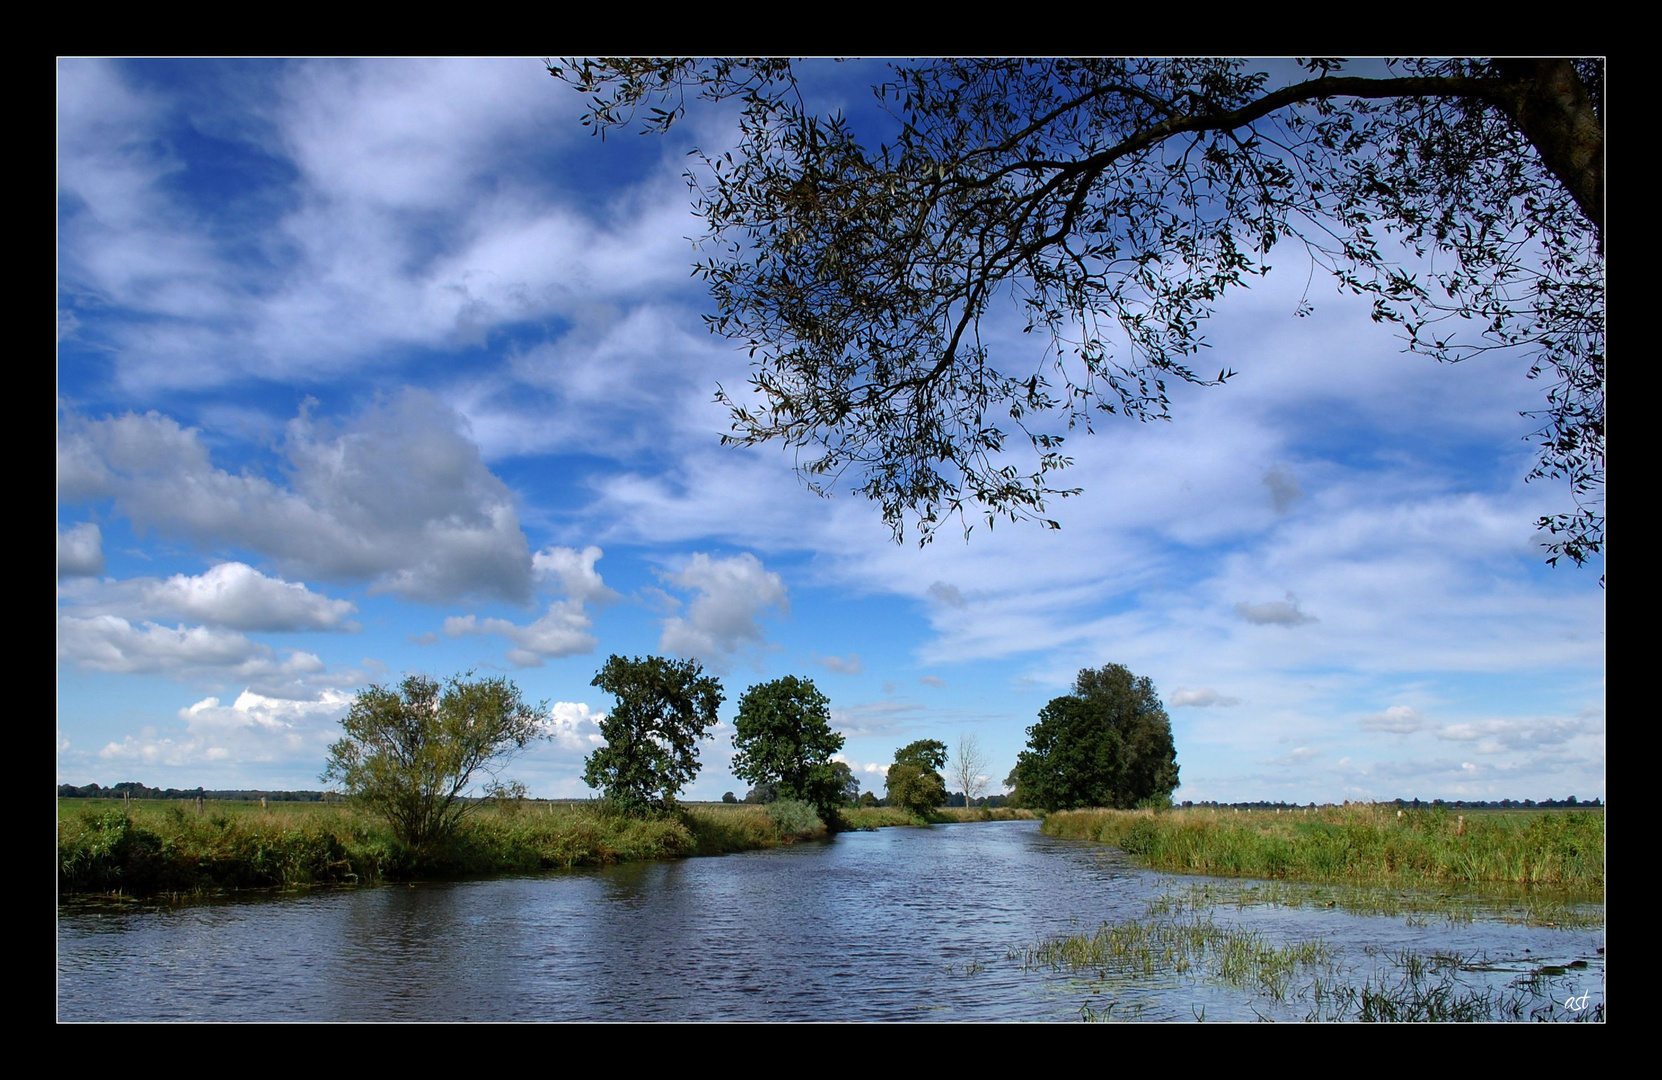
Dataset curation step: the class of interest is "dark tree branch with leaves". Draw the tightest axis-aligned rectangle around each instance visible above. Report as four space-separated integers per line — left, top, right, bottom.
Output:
551 58 1603 574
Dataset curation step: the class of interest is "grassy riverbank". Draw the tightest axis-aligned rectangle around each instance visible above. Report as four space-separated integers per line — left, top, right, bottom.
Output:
1043 805 1604 891
840 805 1038 829
57 798 829 899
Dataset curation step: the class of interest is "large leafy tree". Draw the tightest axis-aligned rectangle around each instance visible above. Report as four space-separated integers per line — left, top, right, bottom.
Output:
551 58 1603 574
1012 664 1179 811
885 738 949 816
584 655 724 813
730 674 846 819
322 673 546 850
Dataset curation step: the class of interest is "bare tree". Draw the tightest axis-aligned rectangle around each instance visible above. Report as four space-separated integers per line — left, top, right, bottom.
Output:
952 733 991 810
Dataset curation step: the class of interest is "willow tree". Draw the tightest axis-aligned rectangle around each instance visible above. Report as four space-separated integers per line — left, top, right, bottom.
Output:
551 58 1603 574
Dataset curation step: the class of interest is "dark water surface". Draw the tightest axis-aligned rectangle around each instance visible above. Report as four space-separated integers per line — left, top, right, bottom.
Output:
57 821 1604 1021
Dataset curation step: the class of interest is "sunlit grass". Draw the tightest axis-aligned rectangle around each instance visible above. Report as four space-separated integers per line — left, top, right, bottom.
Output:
57 797 827 899
1045 805 1604 892
839 805 1037 829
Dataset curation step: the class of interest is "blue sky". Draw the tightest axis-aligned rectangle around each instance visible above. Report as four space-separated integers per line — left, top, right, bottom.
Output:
56 59 1605 804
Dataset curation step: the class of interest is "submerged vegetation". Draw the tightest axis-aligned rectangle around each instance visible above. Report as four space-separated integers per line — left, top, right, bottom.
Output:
1045 804 1604 891
57 797 827 899
1017 883 1604 1022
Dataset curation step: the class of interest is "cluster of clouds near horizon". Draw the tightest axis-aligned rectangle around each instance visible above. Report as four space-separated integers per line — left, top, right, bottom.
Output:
56 59 1604 805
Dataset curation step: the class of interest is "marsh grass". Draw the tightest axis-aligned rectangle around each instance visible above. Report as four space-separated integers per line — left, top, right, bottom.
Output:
58 798 826 899
1017 886 1604 1022
1045 805 1604 891
1303 949 1604 1022
1014 915 1339 1002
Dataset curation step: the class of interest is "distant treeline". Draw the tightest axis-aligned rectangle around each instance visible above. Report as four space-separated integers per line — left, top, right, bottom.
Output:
57 781 331 802
1179 796 1603 811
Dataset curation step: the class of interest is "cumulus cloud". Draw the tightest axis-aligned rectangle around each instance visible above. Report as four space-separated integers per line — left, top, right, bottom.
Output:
57 522 105 578
533 545 620 605
815 652 863 675
98 687 353 767
445 546 618 665
658 552 787 662
57 393 533 603
1171 688 1240 708
445 601 596 667
58 614 324 679
142 562 357 631
1359 705 1427 733
1234 593 1317 626
544 701 606 751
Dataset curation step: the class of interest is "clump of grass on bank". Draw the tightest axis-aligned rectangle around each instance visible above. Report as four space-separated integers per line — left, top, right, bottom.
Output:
58 798 826 900
1044 805 1605 891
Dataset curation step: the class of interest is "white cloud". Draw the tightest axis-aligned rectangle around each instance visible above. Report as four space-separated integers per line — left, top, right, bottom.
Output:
57 393 533 603
532 545 620 605
98 687 353 767
444 546 619 666
445 600 596 667
658 552 788 662
144 562 357 631
544 701 606 750
1435 715 1583 753
1171 688 1240 708
57 522 104 578
58 614 324 679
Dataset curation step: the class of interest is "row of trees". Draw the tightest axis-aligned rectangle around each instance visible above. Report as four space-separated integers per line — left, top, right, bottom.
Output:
582 657 852 822
324 659 860 848
322 658 1182 849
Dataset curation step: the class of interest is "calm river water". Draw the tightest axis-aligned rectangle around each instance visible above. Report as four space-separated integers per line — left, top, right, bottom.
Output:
57 820 1604 1021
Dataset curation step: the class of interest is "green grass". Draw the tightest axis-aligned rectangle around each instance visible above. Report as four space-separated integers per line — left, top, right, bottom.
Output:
839 805 1037 829
1044 804 1605 892
57 798 827 899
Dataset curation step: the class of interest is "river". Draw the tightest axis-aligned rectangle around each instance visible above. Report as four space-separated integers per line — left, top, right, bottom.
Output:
56 820 1604 1021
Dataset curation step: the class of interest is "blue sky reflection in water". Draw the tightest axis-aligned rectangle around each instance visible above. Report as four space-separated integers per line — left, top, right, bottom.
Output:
56 59 1604 805
56 822 1604 1021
